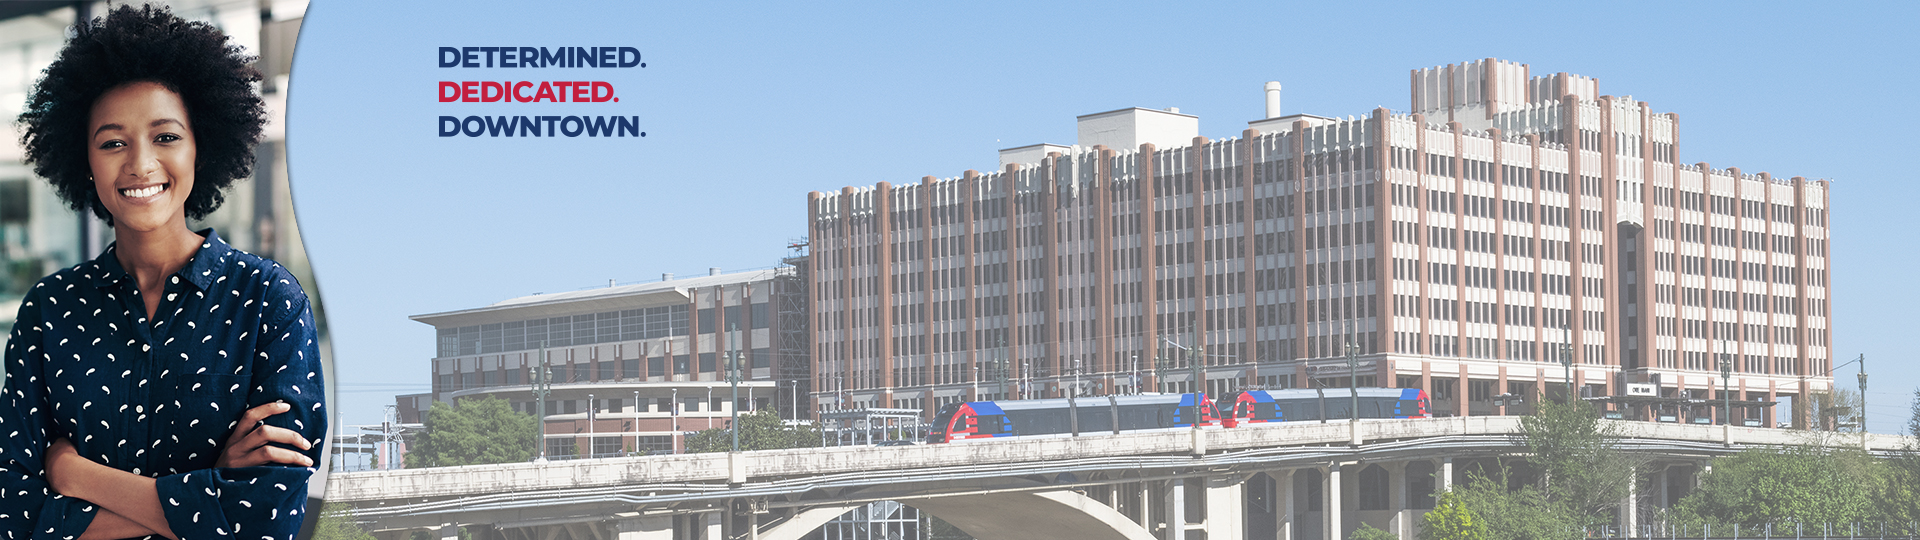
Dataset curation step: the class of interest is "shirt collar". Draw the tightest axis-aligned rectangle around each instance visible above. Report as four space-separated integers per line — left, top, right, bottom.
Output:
88 229 234 291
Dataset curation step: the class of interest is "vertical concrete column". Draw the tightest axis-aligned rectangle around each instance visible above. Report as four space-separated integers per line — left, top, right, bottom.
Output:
1204 476 1244 540
1166 479 1187 539
1619 464 1638 534
1387 462 1410 538
1138 483 1154 530
1325 464 1343 540
702 512 722 540
1656 465 1670 511
613 516 675 540
1276 470 1296 540
1440 457 1453 492
437 525 460 540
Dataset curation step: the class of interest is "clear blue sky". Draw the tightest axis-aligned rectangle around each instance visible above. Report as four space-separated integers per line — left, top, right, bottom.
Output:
288 1 1920 432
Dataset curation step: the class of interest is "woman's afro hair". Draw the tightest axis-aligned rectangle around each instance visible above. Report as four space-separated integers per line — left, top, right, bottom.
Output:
16 4 266 223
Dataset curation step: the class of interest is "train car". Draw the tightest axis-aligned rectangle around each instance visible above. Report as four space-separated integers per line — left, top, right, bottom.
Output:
1218 387 1429 426
927 393 1219 443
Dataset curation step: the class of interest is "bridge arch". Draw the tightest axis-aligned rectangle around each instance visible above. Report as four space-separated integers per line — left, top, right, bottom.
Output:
758 490 1154 540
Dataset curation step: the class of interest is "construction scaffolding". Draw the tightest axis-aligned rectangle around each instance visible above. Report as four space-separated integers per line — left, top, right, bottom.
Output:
774 242 812 422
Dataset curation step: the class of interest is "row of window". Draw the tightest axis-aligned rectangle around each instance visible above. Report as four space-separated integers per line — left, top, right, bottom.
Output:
435 349 775 392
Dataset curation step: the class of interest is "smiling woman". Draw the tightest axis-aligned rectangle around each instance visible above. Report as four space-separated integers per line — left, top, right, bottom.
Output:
7 5 326 540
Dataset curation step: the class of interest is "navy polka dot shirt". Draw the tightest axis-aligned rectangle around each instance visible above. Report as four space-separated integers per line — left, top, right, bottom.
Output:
2 230 326 540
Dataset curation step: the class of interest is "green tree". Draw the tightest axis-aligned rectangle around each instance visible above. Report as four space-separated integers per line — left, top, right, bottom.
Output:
407 396 538 468
1888 389 1920 522
1451 467 1579 540
682 410 821 453
1420 491 1487 540
1349 522 1397 540
1672 445 1886 524
1518 399 1636 521
311 503 377 540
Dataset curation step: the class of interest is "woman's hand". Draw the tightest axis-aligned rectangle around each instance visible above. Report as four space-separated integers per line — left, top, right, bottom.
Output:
215 401 315 468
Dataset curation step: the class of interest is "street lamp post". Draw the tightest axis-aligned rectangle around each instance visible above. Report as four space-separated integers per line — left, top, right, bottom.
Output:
1560 327 1575 403
1022 360 1031 400
997 338 1008 401
1130 354 1140 395
1718 340 1732 426
1346 321 1358 426
531 341 551 462
728 324 741 453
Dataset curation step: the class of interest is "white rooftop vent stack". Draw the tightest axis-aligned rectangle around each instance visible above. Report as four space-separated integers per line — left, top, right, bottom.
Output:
1264 81 1282 118
609 279 617 288
662 273 674 281
1075 107 1199 151
709 267 721 276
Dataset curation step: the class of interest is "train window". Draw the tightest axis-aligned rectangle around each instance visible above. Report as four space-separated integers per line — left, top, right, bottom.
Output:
977 415 1004 434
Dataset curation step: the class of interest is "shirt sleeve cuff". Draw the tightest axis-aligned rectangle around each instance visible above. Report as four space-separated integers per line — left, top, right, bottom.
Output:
30 495 97 540
155 470 233 540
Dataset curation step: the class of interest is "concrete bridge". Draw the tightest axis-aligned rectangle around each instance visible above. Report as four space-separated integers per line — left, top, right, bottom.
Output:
325 418 1912 540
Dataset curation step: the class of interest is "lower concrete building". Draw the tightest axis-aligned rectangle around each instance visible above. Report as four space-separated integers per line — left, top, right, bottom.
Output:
404 266 810 455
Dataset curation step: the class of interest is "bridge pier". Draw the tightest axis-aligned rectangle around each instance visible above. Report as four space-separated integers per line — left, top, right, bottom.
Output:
1204 475 1243 539
1164 479 1187 538
1324 462 1343 540
1274 470 1296 540
1618 464 1638 534
1384 462 1410 538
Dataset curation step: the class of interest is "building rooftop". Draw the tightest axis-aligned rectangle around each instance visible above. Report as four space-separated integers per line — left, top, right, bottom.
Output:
410 269 778 328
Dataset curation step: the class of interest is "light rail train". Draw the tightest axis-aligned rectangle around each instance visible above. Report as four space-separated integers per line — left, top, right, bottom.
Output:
926 388 1429 443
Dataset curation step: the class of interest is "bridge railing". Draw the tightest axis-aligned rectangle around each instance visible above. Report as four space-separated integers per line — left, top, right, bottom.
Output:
324 417 1918 504
1589 521 1920 539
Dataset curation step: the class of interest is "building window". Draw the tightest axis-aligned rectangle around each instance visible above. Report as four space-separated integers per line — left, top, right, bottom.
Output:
546 438 577 458
622 358 640 379
634 436 673 455
724 305 744 331
591 436 622 457
752 303 770 328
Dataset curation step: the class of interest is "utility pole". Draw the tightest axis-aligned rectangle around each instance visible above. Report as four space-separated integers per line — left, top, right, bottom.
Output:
531 341 551 462
1857 353 1867 432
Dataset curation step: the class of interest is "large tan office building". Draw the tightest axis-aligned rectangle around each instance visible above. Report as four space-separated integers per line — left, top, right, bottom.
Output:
806 59 1834 427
